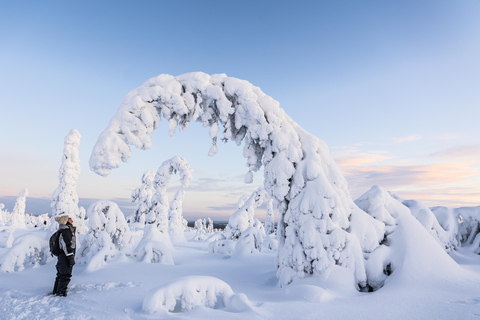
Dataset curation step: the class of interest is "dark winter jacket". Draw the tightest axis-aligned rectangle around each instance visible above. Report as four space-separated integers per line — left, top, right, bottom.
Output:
58 222 76 257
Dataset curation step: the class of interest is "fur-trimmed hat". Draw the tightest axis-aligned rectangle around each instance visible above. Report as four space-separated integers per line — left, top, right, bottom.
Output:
55 215 69 225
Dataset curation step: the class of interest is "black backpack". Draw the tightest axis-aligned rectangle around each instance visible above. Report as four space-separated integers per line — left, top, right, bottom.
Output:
49 231 61 256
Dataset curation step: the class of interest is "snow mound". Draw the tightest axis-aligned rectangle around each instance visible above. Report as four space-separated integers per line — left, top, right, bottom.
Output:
355 185 475 290
134 224 174 264
142 276 254 313
208 239 236 255
393 194 457 251
0 234 49 272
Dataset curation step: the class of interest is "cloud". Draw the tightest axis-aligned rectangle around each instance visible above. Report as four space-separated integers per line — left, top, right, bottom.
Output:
432 133 461 141
333 149 392 168
429 144 480 159
207 203 238 212
340 160 479 207
392 135 422 144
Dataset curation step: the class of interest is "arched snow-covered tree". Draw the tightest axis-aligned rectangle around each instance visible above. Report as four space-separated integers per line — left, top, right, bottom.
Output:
151 156 192 242
89 72 383 287
50 129 86 233
131 170 156 225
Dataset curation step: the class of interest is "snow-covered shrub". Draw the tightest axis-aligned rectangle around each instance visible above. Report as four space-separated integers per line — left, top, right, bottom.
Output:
25 213 49 228
208 239 236 255
353 186 407 291
225 188 266 240
50 129 87 234
0 204 6 227
452 206 480 253
143 276 254 313
430 206 460 244
261 234 278 252
10 188 28 228
79 200 132 268
0 227 15 248
131 170 155 226
392 195 458 251
88 72 386 287
193 218 207 241
0 234 49 272
264 198 275 235
134 224 174 264
233 219 265 256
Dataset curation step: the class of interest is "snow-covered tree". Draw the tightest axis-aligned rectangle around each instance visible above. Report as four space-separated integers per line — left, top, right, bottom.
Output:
0 203 6 227
89 72 384 287
0 234 49 272
391 194 458 251
134 223 174 264
206 217 214 233
193 218 207 241
10 188 28 228
225 188 266 240
149 156 192 242
264 198 275 235
432 206 480 254
131 170 156 225
50 129 86 233
79 200 132 269
25 213 49 228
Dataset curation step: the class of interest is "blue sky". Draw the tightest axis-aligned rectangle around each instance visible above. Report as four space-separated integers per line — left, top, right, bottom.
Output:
1 0 479 220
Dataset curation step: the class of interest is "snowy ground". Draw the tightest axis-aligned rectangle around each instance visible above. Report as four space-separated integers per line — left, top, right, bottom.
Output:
1 228 480 320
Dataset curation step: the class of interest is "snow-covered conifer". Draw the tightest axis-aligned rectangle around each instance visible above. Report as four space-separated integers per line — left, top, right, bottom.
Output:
50 129 86 233
233 217 266 256
193 218 207 241
225 188 266 240
0 203 5 227
264 198 275 235
89 72 384 287
79 200 132 268
207 217 214 233
10 188 28 228
131 170 156 226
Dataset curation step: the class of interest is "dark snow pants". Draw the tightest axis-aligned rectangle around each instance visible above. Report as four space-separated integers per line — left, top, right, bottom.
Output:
53 253 73 296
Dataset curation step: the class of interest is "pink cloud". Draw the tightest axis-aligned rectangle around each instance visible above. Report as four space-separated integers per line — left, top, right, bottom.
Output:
430 144 480 159
392 135 422 144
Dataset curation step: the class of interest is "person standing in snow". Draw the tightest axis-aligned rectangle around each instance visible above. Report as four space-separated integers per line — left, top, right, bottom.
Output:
52 214 76 296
